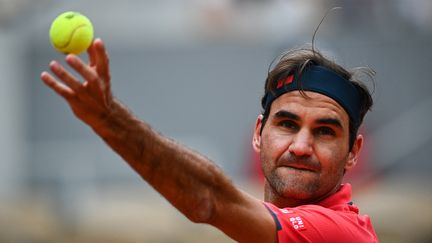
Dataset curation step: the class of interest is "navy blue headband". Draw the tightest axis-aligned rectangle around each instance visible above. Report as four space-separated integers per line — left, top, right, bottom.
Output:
263 65 361 126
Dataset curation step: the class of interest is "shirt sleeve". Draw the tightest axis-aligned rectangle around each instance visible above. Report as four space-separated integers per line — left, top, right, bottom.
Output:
263 202 377 243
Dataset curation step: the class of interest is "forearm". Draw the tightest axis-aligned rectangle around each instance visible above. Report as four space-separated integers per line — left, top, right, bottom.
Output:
92 98 236 222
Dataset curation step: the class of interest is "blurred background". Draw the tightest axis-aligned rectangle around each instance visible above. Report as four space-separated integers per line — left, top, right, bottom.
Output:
0 0 431 242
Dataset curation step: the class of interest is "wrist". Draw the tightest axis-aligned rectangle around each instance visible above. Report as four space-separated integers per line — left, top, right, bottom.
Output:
91 98 126 136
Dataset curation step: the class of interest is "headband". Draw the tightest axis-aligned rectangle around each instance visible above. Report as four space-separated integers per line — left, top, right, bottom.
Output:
263 65 361 126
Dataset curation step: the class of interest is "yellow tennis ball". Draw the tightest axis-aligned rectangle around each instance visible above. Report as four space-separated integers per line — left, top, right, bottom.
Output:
49 11 94 55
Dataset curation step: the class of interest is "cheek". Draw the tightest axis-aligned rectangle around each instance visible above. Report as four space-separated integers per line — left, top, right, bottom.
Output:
261 131 290 161
315 137 348 160
316 144 348 175
259 132 290 173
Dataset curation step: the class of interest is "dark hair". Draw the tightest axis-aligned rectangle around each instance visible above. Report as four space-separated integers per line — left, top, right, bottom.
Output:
260 46 374 150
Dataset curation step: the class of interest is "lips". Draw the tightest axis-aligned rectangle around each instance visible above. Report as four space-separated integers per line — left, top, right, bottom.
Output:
282 164 317 172
276 153 321 172
277 155 320 172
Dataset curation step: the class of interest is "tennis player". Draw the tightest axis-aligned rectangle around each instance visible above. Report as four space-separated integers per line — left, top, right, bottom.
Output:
41 38 378 242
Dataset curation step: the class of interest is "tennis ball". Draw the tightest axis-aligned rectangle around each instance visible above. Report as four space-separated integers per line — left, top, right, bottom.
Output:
49 11 94 55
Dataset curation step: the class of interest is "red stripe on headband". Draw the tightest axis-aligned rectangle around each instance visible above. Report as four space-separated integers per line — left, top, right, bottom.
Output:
276 75 294 89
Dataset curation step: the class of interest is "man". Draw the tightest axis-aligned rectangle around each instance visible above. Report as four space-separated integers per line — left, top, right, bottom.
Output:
41 39 378 242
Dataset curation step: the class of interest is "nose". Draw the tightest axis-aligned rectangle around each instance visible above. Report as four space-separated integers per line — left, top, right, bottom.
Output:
288 129 313 156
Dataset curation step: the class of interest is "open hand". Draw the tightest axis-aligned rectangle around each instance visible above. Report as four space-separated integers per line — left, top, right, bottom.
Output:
41 38 114 128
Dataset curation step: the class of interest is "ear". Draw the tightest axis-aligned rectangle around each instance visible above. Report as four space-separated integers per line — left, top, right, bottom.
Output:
345 134 364 172
252 115 263 153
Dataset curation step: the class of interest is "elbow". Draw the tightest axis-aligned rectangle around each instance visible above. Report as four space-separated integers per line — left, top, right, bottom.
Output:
186 190 217 224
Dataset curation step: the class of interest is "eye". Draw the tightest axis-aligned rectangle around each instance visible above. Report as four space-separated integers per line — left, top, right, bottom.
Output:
278 120 298 130
315 127 336 137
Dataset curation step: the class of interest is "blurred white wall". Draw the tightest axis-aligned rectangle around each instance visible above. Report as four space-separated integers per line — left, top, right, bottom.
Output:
0 29 27 198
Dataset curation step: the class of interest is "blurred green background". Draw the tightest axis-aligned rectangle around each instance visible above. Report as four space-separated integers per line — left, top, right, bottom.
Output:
0 0 431 242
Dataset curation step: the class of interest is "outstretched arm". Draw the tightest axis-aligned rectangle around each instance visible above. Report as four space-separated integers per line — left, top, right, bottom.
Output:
41 39 276 243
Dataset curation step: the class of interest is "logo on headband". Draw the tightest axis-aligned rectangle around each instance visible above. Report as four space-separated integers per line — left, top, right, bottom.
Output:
276 75 294 89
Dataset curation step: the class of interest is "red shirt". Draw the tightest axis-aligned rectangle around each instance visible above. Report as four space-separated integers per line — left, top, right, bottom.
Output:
264 184 378 242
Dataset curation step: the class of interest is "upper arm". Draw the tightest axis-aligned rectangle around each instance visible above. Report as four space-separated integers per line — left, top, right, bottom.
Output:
209 190 277 243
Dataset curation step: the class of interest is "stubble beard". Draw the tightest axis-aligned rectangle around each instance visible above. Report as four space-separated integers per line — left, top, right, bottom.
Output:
262 151 322 201
266 167 321 200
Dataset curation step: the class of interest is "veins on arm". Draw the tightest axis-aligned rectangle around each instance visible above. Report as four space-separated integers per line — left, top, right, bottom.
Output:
91 99 228 222
90 99 276 242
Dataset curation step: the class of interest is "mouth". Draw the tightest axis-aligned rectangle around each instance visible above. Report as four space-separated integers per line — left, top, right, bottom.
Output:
280 164 317 172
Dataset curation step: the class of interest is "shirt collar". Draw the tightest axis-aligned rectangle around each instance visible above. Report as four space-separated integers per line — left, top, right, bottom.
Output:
317 184 358 213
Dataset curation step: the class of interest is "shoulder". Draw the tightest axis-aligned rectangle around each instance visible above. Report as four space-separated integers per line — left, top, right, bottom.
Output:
264 202 378 243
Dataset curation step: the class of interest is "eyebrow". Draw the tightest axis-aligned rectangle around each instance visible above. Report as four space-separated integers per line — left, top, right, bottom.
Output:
273 110 300 120
273 110 343 128
316 118 343 129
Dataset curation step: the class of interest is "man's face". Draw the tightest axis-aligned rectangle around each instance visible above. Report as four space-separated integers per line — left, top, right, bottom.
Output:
253 91 362 205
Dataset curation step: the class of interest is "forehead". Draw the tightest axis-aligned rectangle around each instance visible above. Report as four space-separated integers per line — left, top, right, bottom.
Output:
270 91 349 124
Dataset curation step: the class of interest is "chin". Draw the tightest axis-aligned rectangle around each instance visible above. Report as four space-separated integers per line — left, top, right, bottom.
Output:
282 185 320 200
269 172 321 200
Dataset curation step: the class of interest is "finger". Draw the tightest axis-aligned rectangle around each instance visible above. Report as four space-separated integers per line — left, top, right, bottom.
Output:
49 61 82 91
65 54 99 85
94 38 111 82
41 71 74 99
87 40 96 67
